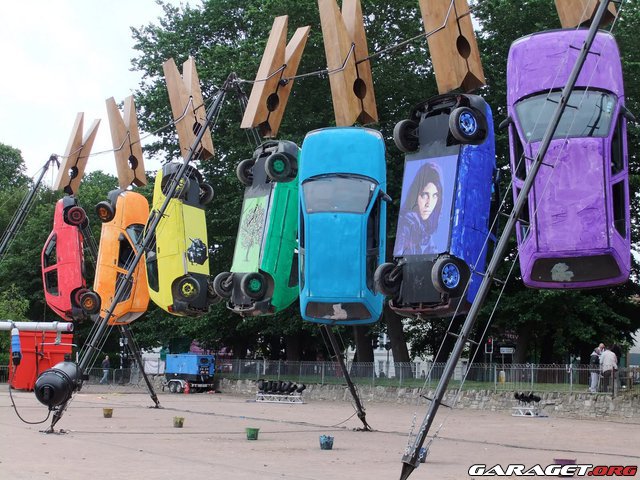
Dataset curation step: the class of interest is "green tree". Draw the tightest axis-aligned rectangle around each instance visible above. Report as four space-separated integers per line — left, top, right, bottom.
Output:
0 284 31 364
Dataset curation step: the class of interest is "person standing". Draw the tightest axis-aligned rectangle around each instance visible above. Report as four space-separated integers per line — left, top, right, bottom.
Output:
600 346 617 393
589 345 602 393
100 355 110 384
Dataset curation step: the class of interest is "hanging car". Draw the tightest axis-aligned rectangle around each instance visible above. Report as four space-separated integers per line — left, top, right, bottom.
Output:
41 196 90 321
298 127 388 325
505 29 631 288
81 189 150 325
375 93 496 318
213 140 300 316
145 163 216 317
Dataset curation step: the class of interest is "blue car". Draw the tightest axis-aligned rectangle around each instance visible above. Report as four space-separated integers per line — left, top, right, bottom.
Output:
298 127 388 325
375 93 496 318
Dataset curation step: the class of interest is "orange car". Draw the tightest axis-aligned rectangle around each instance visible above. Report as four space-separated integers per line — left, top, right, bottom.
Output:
80 189 150 325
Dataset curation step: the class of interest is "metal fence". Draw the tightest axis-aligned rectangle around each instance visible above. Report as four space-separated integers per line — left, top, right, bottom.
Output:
1 361 638 395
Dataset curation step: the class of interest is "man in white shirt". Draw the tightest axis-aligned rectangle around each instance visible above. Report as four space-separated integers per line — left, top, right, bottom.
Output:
600 346 618 393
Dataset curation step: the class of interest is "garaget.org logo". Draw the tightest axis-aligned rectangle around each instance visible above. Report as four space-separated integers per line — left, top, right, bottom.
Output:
468 464 638 476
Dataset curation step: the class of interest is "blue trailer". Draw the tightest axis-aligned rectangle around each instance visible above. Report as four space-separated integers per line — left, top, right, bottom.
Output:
164 353 216 393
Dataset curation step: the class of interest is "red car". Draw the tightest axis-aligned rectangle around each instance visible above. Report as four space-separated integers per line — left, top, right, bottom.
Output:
42 196 89 321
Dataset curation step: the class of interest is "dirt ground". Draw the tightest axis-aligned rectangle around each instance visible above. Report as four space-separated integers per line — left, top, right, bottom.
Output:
1 387 639 480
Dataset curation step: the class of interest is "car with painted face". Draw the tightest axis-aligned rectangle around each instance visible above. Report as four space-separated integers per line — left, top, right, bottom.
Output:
375 93 496 318
41 195 89 321
298 127 388 325
145 163 215 317
213 140 299 317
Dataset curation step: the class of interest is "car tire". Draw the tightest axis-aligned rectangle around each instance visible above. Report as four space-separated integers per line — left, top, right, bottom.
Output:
393 119 419 153
431 255 468 297
449 107 486 144
374 262 401 296
265 152 295 182
80 291 101 314
240 272 267 300
175 276 200 301
66 206 87 226
213 272 233 299
95 201 115 223
199 182 214 205
73 288 89 307
236 158 255 187
169 382 177 393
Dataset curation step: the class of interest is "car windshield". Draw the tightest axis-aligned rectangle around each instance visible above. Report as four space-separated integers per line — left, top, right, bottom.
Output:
515 89 616 143
303 175 376 214
126 224 145 246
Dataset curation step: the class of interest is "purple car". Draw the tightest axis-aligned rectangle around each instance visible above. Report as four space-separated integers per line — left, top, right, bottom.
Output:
506 29 632 289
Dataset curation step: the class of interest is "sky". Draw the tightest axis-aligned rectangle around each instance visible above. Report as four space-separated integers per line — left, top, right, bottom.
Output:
0 0 188 185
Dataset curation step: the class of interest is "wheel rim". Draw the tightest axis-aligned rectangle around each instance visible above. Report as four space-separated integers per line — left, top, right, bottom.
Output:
248 278 262 293
181 282 196 297
441 263 461 289
97 206 109 220
272 158 286 174
458 111 478 136
83 296 96 311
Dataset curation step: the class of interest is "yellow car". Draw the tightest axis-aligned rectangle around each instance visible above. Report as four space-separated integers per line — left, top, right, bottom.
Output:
145 163 215 316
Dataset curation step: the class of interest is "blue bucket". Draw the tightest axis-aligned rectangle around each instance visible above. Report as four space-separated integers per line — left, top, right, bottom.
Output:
319 435 334 450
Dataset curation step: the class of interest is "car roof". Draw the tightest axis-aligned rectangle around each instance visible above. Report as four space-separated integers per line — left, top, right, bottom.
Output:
300 127 386 184
507 29 623 105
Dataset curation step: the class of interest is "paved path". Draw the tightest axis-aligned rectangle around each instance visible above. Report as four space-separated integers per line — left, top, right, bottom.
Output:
1 388 638 479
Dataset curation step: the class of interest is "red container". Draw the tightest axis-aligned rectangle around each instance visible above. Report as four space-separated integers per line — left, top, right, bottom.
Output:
8 331 74 391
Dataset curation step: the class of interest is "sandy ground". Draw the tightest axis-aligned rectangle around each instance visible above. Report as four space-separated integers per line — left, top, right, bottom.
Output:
1 387 639 480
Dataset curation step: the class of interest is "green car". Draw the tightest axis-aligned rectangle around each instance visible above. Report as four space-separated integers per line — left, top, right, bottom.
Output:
213 140 299 316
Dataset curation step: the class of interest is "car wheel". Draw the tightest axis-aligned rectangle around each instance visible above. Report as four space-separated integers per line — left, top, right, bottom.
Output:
449 107 486 144
161 175 190 199
213 272 233 299
95 201 115 223
393 119 419 153
236 158 255 187
199 182 214 205
175 276 200 301
206 280 223 304
374 262 401 296
66 206 87 226
175 383 183 394
73 288 89 307
80 291 101 314
240 272 267 300
431 255 468 297
169 382 177 393
265 152 295 182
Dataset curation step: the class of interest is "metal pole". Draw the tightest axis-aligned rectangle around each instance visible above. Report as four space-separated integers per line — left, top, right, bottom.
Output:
120 325 160 408
0 321 73 332
322 325 372 431
0 156 59 260
399 4 612 476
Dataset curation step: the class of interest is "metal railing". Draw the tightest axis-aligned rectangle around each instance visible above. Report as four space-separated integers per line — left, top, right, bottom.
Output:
1 362 638 395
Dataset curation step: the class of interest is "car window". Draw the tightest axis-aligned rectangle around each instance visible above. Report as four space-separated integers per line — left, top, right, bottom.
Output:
118 235 135 269
126 224 145 246
44 270 59 296
515 89 616 143
43 235 57 268
302 176 376 213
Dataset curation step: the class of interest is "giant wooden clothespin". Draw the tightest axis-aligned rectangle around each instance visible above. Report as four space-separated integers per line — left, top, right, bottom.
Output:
318 0 378 126
53 113 100 195
241 16 310 138
419 0 485 94
106 96 147 189
163 57 215 160
554 0 617 28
